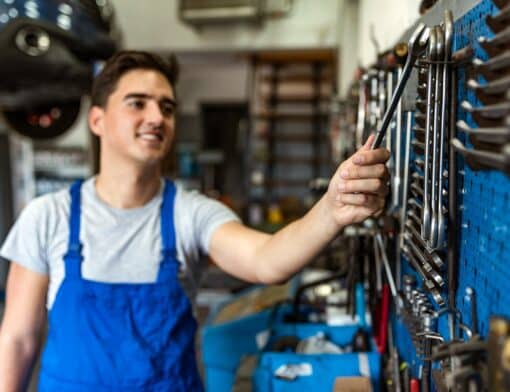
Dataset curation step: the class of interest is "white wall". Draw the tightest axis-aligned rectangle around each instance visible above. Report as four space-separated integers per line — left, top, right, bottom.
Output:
357 0 422 66
337 0 359 96
177 54 249 114
110 0 341 51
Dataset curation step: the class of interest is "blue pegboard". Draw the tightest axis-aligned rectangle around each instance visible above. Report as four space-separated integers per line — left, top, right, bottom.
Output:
394 1 510 387
453 0 510 339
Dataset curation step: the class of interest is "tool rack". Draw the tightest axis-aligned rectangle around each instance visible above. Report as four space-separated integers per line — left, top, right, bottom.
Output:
343 0 510 389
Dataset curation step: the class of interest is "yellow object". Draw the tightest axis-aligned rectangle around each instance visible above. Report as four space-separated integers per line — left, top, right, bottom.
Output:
267 204 283 224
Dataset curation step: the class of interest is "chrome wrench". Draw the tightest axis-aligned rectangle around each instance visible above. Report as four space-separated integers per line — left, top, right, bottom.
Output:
371 23 430 149
393 67 404 211
430 26 444 248
422 27 437 241
435 10 453 249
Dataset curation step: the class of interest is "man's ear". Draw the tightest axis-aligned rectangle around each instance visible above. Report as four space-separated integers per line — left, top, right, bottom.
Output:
88 106 104 137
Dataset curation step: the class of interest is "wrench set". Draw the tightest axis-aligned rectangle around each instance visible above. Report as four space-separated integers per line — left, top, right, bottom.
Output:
396 12 455 314
452 1 510 175
334 1 510 390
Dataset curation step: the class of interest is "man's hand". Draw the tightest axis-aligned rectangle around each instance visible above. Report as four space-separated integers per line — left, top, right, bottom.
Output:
327 134 390 227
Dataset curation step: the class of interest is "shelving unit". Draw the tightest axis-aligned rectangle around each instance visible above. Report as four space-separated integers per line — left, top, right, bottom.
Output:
248 50 336 221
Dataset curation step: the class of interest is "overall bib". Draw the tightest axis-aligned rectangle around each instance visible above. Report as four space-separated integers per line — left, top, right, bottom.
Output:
38 180 204 391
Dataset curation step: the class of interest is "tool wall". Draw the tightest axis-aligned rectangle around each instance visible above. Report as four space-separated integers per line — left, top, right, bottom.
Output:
399 0 509 389
342 0 510 389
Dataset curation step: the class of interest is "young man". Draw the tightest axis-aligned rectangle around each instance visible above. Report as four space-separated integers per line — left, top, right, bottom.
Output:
0 51 389 391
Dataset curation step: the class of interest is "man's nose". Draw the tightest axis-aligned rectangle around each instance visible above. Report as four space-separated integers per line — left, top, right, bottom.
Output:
145 101 164 124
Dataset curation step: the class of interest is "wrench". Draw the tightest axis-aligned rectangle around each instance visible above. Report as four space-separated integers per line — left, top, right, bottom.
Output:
403 235 445 286
392 68 404 211
422 26 437 242
435 11 453 249
430 25 444 248
486 4 510 34
401 245 437 291
405 219 445 270
400 112 413 231
467 76 510 105
371 23 430 149
457 120 510 144
451 138 510 174
356 75 368 148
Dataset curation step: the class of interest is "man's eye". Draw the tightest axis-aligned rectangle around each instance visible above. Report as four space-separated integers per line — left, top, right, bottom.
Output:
129 100 145 109
161 104 175 116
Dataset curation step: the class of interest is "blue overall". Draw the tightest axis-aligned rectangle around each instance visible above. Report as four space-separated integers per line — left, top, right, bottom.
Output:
38 180 204 391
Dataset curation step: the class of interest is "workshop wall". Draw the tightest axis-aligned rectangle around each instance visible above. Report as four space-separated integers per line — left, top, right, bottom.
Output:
110 0 341 51
357 0 422 66
177 55 250 115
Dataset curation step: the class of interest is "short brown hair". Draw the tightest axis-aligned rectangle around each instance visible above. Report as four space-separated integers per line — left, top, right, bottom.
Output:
90 50 179 108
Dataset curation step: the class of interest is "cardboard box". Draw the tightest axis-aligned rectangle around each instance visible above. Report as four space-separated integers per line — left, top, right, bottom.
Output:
333 376 372 392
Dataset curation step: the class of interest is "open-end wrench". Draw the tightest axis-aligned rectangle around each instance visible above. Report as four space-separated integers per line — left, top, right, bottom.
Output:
401 246 444 303
467 77 510 105
382 70 391 150
415 112 426 127
457 120 510 144
422 26 437 242
473 51 510 76
430 26 444 248
405 219 445 270
356 75 368 148
371 23 430 149
392 67 404 211
451 138 510 174
477 27 510 58
411 180 424 198
399 112 413 252
435 11 453 250
413 127 426 143
403 235 445 286
416 158 425 172
461 100 510 120
412 139 425 155
378 70 388 133
486 4 510 33
417 83 428 99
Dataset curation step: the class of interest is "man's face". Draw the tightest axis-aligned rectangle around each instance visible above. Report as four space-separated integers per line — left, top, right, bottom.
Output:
92 69 176 167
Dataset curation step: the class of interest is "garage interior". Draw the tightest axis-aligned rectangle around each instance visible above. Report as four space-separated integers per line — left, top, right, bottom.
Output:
0 0 509 391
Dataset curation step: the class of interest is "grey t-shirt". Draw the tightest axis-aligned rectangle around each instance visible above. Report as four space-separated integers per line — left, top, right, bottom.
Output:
0 177 240 309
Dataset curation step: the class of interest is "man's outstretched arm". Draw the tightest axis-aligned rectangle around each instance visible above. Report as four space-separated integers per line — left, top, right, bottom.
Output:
0 263 48 392
209 135 390 284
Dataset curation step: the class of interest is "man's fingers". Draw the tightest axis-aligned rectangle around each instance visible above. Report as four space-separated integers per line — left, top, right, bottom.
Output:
340 164 388 181
352 148 390 166
361 134 375 150
337 193 385 208
337 178 388 196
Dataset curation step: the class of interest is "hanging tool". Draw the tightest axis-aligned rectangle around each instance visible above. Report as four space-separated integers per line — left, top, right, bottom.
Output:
457 120 510 145
486 4 510 33
435 10 453 250
451 138 510 175
468 76 510 104
472 51 510 81
430 26 444 248
371 23 430 149
478 27 510 57
422 26 437 243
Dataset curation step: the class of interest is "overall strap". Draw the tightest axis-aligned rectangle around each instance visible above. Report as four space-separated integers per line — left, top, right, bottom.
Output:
160 180 177 263
63 180 84 279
